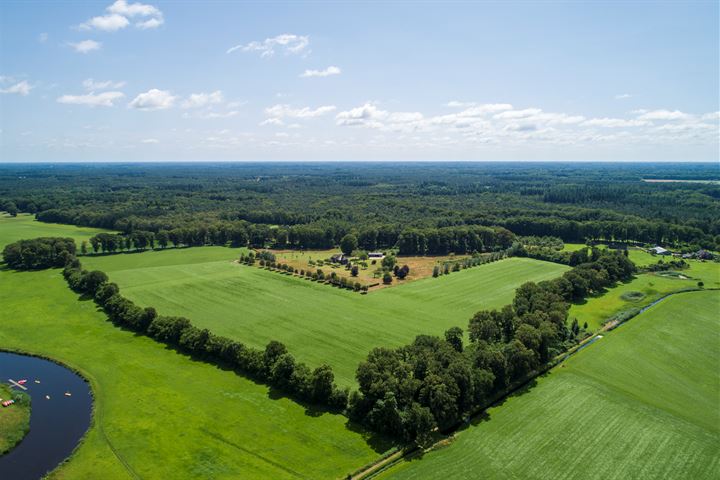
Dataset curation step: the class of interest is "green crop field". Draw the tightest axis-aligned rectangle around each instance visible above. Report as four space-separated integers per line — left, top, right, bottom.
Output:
0 213 110 248
0 268 388 479
383 290 720 480
570 260 720 330
83 248 570 386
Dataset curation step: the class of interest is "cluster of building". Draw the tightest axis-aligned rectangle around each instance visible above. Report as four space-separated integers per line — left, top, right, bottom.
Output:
649 246 714 260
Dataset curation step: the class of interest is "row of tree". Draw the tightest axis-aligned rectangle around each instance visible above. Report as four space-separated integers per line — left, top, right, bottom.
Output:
432 251 507 278
58 254 349 410
349 249 636 444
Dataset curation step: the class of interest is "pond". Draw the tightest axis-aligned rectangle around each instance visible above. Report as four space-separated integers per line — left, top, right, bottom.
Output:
0 352 92 479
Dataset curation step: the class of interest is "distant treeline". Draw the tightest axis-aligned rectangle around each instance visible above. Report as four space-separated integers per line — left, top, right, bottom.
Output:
1 163 718 253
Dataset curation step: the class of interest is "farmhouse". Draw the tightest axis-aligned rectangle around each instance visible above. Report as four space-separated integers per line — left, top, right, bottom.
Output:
330 253 349 264
650 246 670 255
368 252 384 259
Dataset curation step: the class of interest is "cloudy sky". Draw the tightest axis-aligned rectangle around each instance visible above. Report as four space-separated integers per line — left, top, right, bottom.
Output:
1 0 718 162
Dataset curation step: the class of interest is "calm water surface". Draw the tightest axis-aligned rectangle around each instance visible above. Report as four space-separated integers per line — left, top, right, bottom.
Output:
0 352 92 479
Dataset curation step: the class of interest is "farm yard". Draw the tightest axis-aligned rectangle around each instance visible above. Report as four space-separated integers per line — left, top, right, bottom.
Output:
83 247 569 386
381 290 720 480
265 249 473 290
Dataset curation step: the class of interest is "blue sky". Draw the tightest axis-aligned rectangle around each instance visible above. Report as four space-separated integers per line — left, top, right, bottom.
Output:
1 0 718 162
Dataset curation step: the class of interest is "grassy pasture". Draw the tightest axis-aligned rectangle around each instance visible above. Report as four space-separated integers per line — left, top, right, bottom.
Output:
0 213 110 248
383 290 720 480
0 217 388 479
570 260 720 330
0 268 388 479
83 249 569 386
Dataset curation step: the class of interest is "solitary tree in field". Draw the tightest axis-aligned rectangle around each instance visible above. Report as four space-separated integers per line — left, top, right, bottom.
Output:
81 240 88 255
351 265 359 276
383 272 393 284
432 265 440 277
340 234 358 255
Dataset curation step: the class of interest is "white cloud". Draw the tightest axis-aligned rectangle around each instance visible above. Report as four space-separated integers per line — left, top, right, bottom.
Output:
69 40 102 53
265 104 336 119
227 34 309 57
108 0 161 18
83 78 126 90
300 66 341 78
57 91 125 107
0 80 32 96
129 89 175 110
635 109 690 121
615 93 632 99
701 111 720 121
494 108 543 120
182 90 224 109
141 138 159 143
582 118 649 128
80 14 129 31
136 17 164 29
446 101 476 108
80 1 163 31
260 118 284 126
38 32 48 43
336 103 389 127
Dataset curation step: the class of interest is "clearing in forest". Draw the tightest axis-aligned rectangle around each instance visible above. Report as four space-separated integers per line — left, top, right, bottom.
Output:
83 247 570 386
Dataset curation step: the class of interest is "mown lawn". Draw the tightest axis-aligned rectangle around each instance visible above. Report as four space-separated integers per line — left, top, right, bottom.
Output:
569 260 720 330
382 290 720 480
0 267 390 479
84 249 569 386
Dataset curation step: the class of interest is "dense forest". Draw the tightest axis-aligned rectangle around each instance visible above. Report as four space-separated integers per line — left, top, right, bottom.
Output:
1 162 719 251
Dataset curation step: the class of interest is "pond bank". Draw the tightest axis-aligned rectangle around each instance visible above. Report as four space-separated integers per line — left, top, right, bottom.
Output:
0 352 92 479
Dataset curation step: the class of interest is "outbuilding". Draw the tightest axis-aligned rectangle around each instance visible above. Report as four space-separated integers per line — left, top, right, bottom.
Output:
650 246 670 255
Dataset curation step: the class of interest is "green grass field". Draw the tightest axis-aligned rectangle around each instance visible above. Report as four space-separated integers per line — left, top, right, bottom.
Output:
0 217 389 479
0 213 110 248
83 249 570 386
570 260 720 330
0 384 30 454
383 290 720 480
0 268 389 479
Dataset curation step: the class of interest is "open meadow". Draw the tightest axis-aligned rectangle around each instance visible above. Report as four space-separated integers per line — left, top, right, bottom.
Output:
569 260 720 330
0 214 109 248
382 289 720 480
0 219 389 479
83 248 569 386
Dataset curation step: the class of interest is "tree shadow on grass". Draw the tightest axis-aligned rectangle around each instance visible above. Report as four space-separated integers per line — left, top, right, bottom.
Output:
345 419 398 454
